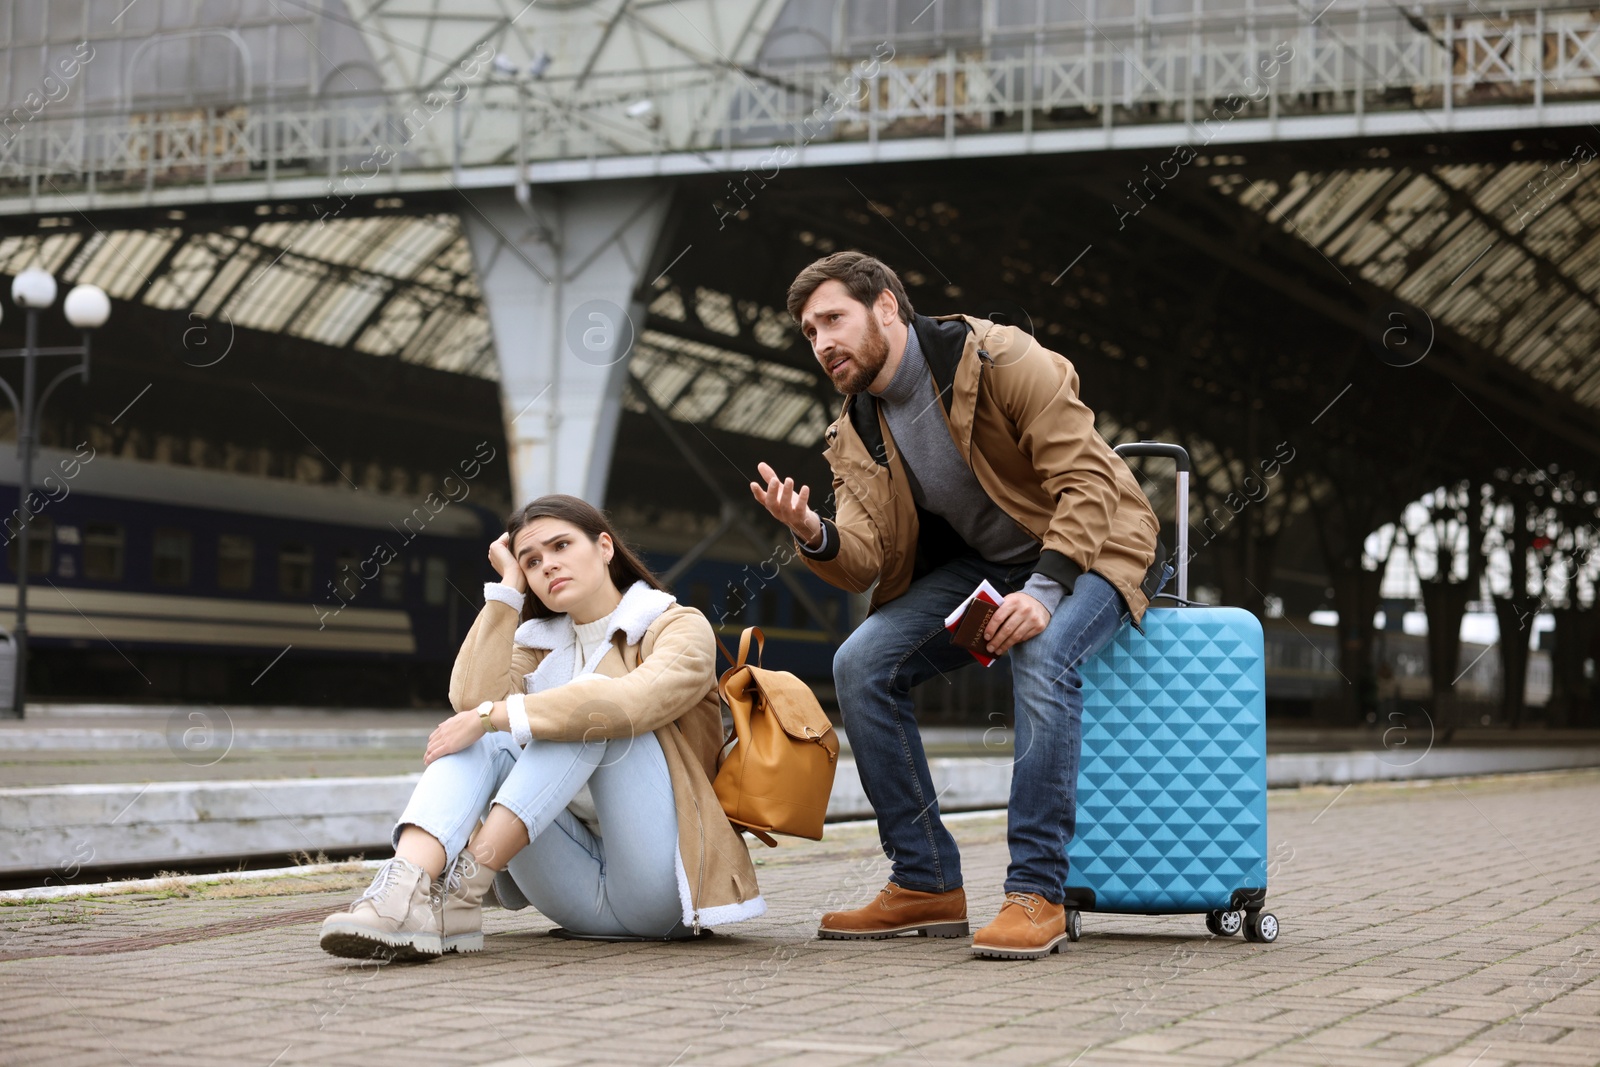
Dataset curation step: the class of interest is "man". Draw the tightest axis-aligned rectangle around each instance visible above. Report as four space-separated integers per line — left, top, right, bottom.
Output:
750 251 1163 959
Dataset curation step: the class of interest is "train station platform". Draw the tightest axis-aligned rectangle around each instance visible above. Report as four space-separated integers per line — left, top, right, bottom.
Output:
4 772 1599 1067
5 704 1600 885
7 703 1600 782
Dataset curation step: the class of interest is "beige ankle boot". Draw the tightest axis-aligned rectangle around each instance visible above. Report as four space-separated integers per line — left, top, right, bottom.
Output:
441 848 499 954
320 857 442 961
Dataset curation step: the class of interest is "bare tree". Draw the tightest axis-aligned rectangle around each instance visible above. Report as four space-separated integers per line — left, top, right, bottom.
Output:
1404 480 1487 733
1534 472 1599 728
1484 468 1546 727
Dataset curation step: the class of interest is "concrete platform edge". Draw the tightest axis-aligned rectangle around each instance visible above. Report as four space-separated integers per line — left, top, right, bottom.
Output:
6 748 1599 878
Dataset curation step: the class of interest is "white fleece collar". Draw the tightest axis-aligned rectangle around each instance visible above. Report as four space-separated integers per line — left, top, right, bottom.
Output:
513 579 677 651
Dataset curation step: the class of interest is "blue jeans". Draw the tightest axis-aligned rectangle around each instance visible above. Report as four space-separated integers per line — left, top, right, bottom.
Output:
392 729 687 938
833 558 1130 904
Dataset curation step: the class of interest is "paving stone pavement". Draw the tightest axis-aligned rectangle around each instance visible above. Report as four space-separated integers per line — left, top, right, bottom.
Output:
3 771 1599 1067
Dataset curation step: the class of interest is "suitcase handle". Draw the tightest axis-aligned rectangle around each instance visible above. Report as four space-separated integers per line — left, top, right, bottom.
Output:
1114 441 1189 603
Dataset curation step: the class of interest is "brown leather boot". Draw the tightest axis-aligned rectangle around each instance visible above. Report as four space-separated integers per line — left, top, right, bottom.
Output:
817 882 968 940
971 891 1070 959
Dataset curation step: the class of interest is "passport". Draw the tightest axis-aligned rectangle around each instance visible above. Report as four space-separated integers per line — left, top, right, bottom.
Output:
950 598 998 653
943 579 1006 666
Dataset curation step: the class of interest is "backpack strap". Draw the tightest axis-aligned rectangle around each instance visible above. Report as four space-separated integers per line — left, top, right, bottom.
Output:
713 626 765 669
737 626 765 667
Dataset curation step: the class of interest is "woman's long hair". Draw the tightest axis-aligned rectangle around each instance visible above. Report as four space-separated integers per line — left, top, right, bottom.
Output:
505 495 667 623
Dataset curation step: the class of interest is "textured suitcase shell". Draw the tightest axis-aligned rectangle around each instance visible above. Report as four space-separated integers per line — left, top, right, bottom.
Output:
1065 605 1268 914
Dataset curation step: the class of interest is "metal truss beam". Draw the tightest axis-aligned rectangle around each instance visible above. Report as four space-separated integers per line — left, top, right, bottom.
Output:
7 5 1600 211
1117 178 1600 462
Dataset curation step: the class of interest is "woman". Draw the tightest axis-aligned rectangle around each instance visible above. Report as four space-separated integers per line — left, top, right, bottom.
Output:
320 495 765 960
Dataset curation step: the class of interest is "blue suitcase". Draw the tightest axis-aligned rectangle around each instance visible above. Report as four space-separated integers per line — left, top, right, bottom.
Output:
1062 442 1278 944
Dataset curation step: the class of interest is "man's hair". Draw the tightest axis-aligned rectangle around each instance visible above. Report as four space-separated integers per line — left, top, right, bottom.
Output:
786 251 915 326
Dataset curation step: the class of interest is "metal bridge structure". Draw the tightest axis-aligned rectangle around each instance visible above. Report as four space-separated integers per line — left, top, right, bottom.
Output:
4 2 1600 205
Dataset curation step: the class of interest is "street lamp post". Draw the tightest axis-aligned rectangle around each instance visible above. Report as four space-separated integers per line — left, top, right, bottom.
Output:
0 268 110 718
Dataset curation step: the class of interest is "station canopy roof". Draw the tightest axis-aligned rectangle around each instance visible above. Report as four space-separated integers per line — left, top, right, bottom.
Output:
0 213 833 447
0 213 494 377
630 281 833 449
1215 154 1600 412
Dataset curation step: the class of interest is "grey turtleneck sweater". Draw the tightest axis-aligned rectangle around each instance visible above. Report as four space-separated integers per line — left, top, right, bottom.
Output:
803 327 1066 615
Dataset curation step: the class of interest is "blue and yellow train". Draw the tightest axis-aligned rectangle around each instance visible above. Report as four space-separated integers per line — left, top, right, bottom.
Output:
0 447 845 704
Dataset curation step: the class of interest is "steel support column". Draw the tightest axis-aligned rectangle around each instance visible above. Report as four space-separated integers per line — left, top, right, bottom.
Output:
459 180 673 507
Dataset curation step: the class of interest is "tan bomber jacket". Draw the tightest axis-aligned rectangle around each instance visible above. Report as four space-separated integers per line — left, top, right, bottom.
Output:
795 313 1162 624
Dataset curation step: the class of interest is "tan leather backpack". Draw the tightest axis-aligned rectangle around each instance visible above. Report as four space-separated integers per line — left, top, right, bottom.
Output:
712 627 839 847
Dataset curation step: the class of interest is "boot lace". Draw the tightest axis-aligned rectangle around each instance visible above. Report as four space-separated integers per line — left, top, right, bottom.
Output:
356 858 407 905
445 851 480 895
1002 891 1040 914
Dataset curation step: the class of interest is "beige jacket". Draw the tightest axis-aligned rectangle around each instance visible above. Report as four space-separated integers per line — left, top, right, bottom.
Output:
448 579 764 930
797 314 1162 624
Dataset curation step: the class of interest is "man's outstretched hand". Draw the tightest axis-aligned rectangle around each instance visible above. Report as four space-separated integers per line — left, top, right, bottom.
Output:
750 461 824 549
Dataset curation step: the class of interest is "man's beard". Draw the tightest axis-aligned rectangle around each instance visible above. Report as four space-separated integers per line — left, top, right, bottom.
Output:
829 314 891 395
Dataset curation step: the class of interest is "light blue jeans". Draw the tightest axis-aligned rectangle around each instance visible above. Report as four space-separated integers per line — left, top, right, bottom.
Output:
393 728 688 938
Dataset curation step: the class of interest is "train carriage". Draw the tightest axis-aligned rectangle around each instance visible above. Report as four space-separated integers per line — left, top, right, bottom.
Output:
0 449 852 705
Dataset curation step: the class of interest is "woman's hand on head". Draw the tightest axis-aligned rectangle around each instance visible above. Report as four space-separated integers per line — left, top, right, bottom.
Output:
488 533 527 592
425 709 486 765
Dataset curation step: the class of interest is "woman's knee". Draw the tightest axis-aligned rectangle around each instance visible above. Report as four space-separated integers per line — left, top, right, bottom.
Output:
433 730 514 771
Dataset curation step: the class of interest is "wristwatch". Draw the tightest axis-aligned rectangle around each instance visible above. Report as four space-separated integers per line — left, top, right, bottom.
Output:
475 700 496 734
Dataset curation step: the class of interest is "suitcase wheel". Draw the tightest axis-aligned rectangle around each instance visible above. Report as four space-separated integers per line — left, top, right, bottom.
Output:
1243 911 1279 944
1066 909 1081 943
1206 910 1243 937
